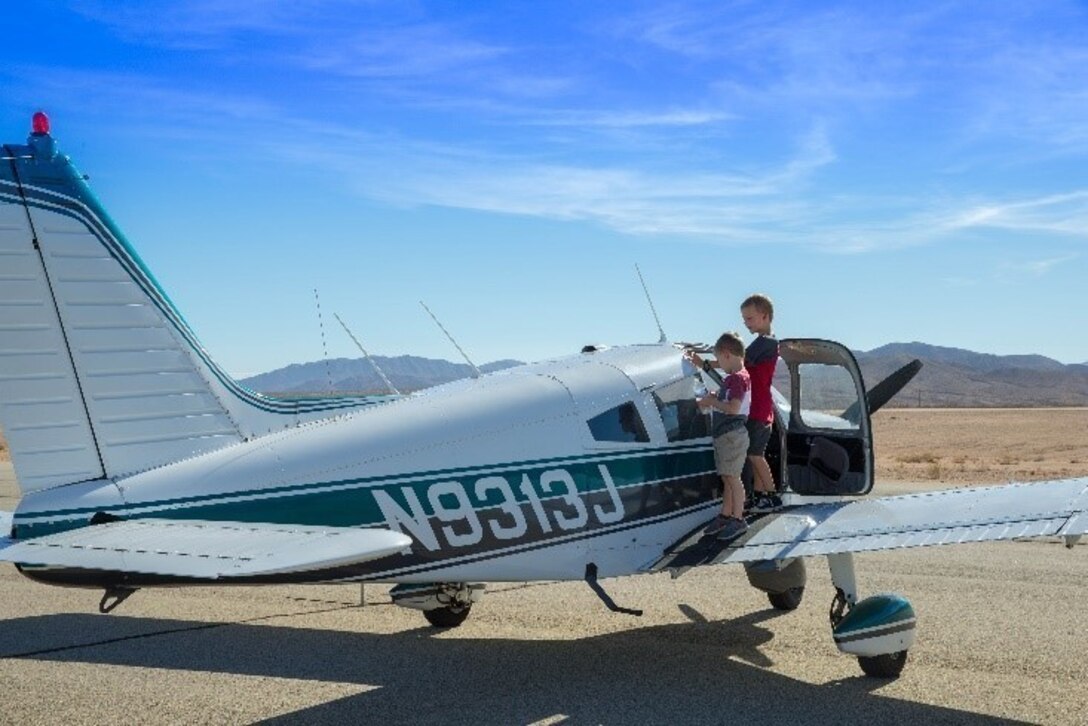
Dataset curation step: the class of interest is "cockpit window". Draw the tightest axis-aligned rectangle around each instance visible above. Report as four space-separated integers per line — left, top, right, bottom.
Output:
652 377 710 441
587 402 650 443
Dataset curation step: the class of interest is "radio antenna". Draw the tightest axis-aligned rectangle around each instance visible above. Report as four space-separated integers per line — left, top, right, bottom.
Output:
636 264 667 343
333 313 401 395
313 288 334 392
419 301 481 379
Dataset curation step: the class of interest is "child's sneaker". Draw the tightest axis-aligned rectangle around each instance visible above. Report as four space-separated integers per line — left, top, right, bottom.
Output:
715 517 749 542
703 514 732 536
750 493 783 512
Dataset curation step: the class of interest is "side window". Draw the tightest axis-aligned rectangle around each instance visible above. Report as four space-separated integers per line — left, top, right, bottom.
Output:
587 402 650 443
652 377 710 442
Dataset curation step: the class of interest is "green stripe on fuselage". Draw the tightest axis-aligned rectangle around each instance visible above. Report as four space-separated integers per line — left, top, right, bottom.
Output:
15 446 714 538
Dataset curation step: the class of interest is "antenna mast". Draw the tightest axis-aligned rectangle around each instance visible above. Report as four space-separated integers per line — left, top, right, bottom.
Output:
313 288 334 392
333 313 402 395
419 301 481 379
636 264 667 343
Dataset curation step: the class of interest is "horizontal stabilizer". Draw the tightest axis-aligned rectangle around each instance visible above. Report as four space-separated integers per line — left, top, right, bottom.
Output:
0 519 412 579
650 478 1088 571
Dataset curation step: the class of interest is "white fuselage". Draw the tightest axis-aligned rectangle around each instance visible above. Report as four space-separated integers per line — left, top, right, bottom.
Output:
14 344 722 585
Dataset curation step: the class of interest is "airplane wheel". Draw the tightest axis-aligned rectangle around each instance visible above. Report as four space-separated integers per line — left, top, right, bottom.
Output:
424 604 471 628
858 650 908 678
767 586 804 611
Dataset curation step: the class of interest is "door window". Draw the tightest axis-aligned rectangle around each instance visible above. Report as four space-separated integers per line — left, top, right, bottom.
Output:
797 363 863 430
779 339 874 496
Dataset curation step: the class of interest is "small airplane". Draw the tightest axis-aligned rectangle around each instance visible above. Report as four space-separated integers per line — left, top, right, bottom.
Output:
1 114 1085 678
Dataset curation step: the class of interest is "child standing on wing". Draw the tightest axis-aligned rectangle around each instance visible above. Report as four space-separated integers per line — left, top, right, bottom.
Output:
686 333 750 541
740 294 782 511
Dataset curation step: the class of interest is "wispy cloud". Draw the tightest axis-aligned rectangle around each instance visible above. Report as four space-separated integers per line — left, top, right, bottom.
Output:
1016 253 1079 277
19 2 1088 256
613 2 926 105
69 0 353 48
525 109 735 129
313 121 841 240
23 63 1087 254
944 192 1088 236
614 1 1088 156
297 23 508 79
942 276 979 288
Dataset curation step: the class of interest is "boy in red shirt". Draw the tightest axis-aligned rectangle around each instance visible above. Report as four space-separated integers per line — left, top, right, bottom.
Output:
687 333 750 542
741 294 782 511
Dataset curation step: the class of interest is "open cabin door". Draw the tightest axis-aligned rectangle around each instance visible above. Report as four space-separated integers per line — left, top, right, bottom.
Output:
777 339 873 496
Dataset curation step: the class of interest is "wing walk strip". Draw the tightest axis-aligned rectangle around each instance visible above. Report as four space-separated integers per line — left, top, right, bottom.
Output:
705 478 1088 566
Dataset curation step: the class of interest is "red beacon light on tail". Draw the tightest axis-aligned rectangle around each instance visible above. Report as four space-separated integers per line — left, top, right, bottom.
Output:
32 111 50 135
27 111 58 160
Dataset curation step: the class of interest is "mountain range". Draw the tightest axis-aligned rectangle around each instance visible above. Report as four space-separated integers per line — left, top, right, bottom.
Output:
240 355 522 396
239 343 1088 408
853 342 1088 407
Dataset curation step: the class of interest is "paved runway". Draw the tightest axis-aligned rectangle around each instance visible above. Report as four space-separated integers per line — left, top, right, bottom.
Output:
1 463 1085 724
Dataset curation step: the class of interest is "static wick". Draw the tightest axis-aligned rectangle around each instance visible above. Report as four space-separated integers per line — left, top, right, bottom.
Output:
419 301 481 379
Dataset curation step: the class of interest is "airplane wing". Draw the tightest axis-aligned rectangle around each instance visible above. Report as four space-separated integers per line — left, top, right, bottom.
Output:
651 478 1088 571
0 519 412 579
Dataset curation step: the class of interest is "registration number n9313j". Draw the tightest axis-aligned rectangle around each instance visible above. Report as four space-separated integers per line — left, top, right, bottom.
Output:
372 464 625 551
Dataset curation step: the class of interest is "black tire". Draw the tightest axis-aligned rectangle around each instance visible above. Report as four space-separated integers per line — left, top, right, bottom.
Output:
767 586 804 611
858 650 908 678
423 604 471 628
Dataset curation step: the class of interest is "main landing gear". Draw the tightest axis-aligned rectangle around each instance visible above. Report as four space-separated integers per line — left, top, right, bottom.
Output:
423 603 471 628
826 553 916 678
390 582 485 628
745 558 806 611
767 586 804 611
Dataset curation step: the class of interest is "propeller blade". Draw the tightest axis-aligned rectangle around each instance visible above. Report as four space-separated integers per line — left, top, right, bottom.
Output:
843 359 923 421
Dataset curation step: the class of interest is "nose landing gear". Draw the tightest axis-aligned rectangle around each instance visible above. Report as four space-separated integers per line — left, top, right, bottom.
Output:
826 553 915 678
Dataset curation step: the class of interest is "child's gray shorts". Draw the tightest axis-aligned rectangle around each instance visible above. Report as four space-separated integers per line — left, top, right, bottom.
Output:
713 427 749 478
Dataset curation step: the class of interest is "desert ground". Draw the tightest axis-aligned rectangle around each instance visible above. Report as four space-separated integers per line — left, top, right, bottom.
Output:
872 408 1088 484
0 410 1086 724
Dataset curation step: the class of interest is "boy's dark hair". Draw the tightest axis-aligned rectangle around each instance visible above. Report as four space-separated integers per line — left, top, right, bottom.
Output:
741 293 774 321
714 332 745 358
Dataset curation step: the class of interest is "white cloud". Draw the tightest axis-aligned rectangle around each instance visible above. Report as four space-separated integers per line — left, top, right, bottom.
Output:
277 120 839 243
69 0 337 48
525 109 735 129
946 192 1088 236
297 23 508 79
1022 254 1079 276
993 253 1080 284
942 276 979 287
15 23 1088 256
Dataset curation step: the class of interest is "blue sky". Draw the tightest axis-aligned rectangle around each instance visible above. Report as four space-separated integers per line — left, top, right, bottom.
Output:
3 1 1086 376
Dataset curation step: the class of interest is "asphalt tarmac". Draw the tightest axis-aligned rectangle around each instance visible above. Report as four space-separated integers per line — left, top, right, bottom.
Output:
0 463 1085 725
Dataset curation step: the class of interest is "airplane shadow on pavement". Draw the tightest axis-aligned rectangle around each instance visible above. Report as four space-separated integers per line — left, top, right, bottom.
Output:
0 603 1012 726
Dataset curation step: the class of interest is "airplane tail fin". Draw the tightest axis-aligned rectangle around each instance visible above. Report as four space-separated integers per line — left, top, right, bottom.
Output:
0 116 369 494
